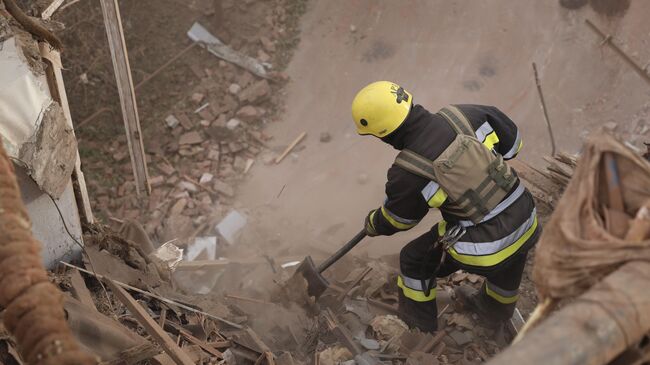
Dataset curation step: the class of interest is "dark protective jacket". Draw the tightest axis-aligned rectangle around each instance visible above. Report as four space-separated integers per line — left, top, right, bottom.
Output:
369 104 538 268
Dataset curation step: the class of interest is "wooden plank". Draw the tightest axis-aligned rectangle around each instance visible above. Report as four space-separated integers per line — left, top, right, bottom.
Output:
164 321 223 358
69 269 97 311
61 261 244 329
181 331 223 358
275 132 306 164
105 280 194 365
99 0 150 196
42 0 65 19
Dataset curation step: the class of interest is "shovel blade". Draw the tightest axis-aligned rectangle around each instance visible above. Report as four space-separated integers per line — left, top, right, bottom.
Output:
294 256 329 299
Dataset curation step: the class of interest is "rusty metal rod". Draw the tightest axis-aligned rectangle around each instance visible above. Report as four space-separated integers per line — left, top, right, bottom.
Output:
532 62 557 156
585 19 650 86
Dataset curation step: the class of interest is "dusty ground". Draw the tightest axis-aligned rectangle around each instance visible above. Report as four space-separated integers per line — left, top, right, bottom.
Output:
42 0 650 362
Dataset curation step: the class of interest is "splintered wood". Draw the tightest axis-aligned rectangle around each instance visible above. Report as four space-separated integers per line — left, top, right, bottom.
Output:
106 280 195 365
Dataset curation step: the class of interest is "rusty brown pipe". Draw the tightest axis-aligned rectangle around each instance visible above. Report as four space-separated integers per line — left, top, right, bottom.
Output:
0 140 95 364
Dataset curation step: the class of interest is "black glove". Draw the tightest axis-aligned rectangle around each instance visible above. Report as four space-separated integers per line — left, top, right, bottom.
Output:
364 209 379 237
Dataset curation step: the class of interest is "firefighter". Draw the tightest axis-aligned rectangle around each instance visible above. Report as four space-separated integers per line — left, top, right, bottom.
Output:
352 81 541 332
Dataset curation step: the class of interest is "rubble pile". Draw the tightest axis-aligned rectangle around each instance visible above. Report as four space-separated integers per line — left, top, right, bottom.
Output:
63 0 307 247
0 224 521 365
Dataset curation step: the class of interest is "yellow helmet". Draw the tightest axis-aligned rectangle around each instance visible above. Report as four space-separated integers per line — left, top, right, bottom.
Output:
351 81 413 137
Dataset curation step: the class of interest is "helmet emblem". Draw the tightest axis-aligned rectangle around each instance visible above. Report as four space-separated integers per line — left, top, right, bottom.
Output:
390 84 409 104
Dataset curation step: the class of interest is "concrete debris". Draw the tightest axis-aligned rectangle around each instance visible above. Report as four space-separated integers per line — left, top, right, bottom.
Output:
370 315 408 341
165 114 180 128
150 241 184 271
236 105 259 122
358 337 380 350
448 329 473 347
318 346 353 365
406 351 439 365
149 175 164 187
199 172 214 184
447 313 474 330
238 79 272 103
179 131 203 145
213 179 235 197
226 118 241 130
228 83 241 94
178 180 198 193
191 92 205 103
216 210 248 245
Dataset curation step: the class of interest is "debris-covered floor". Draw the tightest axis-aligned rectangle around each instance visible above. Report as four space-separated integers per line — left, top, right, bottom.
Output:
0 221 541 365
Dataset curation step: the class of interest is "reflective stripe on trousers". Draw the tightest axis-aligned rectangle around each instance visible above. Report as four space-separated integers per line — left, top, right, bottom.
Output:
485 281 519 304
397 274 436 302
438 209 538 267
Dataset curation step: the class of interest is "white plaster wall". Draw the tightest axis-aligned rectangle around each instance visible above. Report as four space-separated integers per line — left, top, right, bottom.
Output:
15 165 82 268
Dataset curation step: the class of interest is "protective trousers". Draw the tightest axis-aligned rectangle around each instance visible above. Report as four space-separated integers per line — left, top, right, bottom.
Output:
397 226 531 332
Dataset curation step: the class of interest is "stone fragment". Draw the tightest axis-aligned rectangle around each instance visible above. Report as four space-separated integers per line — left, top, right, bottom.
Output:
169 198 187 215
157 162 175 176
370 315 408 341
179 131 203 145
448 330 473 347
213 179 234 197
260 36 275 52
238 79 271 103
191 92 205 103
236 105 258 122
226 118 241 130
177 113 194 130
165 114 180 128
179 181 198 193
228 83 241 94
199 172 214 184
149 175 164 187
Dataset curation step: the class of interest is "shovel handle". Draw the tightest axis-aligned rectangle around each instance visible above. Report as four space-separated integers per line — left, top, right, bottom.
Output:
317 229 367 273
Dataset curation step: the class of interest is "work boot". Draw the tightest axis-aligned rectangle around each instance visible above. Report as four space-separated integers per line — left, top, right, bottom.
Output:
454 284 507 328
398 291 438 333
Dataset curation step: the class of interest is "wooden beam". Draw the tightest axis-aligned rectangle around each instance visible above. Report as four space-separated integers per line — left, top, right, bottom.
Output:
106 280 194 365
487 261 650 365
61 261 243 329
69 269 97 311
99 0 150 196
39 44 95 224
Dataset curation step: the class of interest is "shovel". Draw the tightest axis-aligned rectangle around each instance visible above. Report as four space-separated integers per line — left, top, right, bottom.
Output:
292 229 367 299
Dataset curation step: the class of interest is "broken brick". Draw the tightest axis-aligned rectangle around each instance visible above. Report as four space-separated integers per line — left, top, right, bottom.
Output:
238 79 271 103
236 105 258 122
179 131 203 145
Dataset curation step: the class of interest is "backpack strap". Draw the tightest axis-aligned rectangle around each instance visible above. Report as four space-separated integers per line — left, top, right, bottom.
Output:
394 149 437 181
438 105 474 136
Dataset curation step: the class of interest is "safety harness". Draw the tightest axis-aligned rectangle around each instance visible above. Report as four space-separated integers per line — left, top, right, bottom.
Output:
395 105 516 223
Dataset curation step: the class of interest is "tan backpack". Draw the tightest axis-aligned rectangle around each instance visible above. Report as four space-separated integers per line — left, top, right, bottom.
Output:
395 105 516 223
